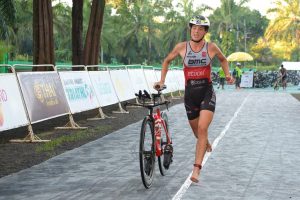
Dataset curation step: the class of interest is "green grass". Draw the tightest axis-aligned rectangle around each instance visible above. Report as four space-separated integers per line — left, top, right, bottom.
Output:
36 125 112 153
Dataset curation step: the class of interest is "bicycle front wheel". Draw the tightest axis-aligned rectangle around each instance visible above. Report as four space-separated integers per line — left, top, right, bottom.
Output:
139 116 155 189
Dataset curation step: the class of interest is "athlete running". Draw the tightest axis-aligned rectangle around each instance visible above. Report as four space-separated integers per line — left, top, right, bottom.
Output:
279 64 287 90
154 15 234 183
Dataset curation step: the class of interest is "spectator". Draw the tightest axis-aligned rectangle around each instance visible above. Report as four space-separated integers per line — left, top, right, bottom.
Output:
279 64 287 90
217 67 225 89
234 63 243 89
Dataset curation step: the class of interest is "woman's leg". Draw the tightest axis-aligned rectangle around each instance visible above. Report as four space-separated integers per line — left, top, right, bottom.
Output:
190 110 214 182
189 118 212 152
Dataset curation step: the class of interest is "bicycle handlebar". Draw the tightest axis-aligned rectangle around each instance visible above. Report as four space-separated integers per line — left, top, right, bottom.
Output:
124 87 170 111
124 100 170 110
154 84 167 91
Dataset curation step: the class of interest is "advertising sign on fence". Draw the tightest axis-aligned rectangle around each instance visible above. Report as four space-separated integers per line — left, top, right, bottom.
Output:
0 74 28 131
173 69 185 90
241 71 254 88
155 70 178 94
17 72 69 123
59 71 100 114
88 71 119 107
143 69 158 94
127 68 149 93
109 69 135 102
168 70 181 92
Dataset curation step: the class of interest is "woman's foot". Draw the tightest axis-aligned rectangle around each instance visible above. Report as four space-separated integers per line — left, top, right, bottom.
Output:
190 164 202 183
206 141 212 152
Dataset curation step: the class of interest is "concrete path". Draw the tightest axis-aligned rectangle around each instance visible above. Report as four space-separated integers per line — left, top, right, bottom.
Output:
0 90 299 200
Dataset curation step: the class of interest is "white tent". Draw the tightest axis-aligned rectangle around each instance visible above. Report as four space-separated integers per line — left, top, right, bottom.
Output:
281 62 300 70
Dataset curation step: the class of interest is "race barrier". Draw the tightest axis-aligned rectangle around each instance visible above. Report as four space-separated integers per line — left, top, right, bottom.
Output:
154 68 181 98
127 66 150 94
173 68 185 91
53 65 89 129
143 67 159 94
87 66 118 119
0 64 184 142
0 73 28 131
108 66 135 114
7 64 60 142
17 71 69 123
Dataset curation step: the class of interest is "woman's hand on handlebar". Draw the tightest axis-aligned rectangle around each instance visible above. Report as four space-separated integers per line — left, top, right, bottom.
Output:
153 82 166 91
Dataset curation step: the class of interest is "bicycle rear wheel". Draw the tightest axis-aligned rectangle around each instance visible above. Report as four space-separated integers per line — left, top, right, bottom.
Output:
158 112 172 176
139 117 155 189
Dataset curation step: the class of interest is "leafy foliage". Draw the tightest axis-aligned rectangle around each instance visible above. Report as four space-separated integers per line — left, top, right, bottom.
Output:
264 0 300 61
3 0 298 66
0 0 15 39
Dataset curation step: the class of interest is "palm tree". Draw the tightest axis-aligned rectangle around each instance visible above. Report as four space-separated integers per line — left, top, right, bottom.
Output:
104 0 161 64
162 0 208 65
209 0 250 54
83 0 106 66
53 2 72 63
13 1 33 58
0 0 15 40
72 0 83 66
265 0 300 61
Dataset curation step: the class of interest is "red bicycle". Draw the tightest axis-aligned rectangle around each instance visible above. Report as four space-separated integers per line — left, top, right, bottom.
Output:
125 86 173 189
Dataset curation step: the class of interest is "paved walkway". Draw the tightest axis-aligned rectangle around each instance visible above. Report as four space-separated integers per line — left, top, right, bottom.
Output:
0 90 299 200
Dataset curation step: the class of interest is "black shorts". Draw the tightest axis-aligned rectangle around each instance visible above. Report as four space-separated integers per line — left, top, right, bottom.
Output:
184 79 216 120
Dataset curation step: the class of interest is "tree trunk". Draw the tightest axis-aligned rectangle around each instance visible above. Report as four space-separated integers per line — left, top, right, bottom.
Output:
32 0 55 71
72 0 83 70
148 26 151 64
83 0 105 69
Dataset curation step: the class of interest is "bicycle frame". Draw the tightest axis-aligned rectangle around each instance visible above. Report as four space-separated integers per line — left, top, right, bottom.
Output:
149 107 171 157
124 90 171 157
124 88 172 188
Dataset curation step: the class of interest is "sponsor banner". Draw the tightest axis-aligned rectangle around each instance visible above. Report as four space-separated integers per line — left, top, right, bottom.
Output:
109 69 135 102
154 70 177 93
127 69 149 93
143 69 158 94
173 69 185 90
17 72 69 123
59 71 100 114
166 70 180 92
88 71 119 107
240 71 254 88
0 74 28 131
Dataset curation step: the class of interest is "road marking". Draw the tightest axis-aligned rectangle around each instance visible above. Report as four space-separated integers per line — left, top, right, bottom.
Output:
172 94 250 200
